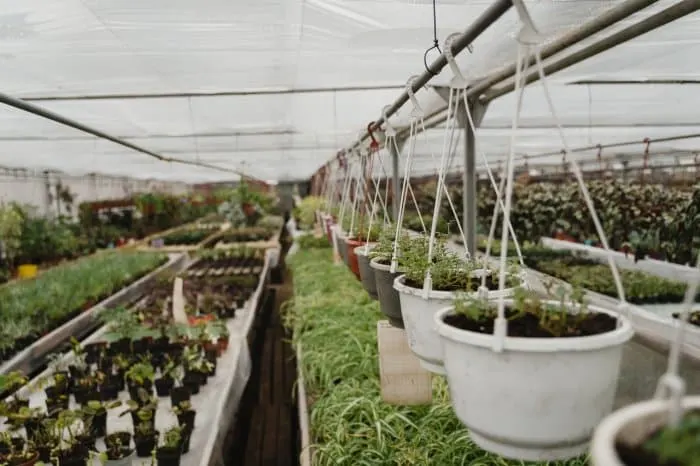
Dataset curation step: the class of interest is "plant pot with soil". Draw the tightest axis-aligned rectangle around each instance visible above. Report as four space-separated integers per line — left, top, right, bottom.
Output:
133 423 159 458
370 256 403 328
590 396 700 466
155 426 183 466
172 401 196 431
434 289 634 461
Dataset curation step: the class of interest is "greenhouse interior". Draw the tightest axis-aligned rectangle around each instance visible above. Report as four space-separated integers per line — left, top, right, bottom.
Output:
0 1 700 465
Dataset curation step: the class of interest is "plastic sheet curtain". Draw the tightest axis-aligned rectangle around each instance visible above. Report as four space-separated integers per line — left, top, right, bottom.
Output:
0 0 696 182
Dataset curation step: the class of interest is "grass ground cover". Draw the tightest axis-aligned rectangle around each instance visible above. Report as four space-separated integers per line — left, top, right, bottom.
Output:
285 245 589 466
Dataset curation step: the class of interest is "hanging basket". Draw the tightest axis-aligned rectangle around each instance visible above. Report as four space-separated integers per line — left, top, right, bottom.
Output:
355 245 378 299
590 396 700 466
393 272 520 374
370 257 404 329
434 301 633 461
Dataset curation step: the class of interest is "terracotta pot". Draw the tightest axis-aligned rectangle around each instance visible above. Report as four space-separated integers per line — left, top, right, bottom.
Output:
242 202 256 216
345 238 365 280
216 337 229 355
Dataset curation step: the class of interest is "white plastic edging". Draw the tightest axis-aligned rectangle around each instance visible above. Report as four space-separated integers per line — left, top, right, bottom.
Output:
296 344 312 466
541 237 700 284
0 252 189 376
197 249 272 466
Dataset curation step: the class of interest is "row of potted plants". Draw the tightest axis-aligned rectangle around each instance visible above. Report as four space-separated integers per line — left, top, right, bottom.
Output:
309 203 697 465
0 246 264 466
0 251 167 367
316 208 637 462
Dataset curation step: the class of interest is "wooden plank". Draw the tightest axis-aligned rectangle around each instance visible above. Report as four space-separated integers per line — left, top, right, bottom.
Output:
277 403 293 466
377 320 433 405
243 408 265 466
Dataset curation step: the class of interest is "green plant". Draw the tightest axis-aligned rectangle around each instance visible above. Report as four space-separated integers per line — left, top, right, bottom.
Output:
125 362 155 386
284 248 588 465
643 412 700 466
161 425 182 449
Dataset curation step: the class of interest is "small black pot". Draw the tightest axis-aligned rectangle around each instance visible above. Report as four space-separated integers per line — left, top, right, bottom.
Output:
176 409 196 431
169 387 191 407
76 433 95 451
57 449 88 466
46 396 69 414
155 377 174 397
24 417 44 440
134 432 159 458
100 383 120 401
180 427 192 454
108 338 131 356
37 444 55 463
91 409 107 437
156 446 182 466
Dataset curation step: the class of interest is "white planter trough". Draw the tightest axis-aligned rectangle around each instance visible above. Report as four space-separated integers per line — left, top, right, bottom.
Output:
393 270 519 375
434 301 634 461
590 396 700 465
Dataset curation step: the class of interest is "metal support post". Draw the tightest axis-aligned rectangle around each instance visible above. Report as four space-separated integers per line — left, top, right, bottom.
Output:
456 98 489 256
42 170 53 219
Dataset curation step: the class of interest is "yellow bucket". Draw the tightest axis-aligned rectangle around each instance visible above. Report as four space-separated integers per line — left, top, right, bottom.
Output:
17 264 38 279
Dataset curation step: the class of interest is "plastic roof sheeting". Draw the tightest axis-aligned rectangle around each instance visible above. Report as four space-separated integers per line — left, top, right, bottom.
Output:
0 0 696 182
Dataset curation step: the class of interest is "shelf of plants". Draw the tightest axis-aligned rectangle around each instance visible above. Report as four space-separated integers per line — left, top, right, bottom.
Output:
138 225 228 252
287 243 594 465
212 225 281 251
0 246 273 466
0 252 186 377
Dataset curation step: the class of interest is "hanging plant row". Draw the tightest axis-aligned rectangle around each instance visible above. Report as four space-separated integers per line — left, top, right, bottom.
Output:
0 252 167 366
0 246 265 466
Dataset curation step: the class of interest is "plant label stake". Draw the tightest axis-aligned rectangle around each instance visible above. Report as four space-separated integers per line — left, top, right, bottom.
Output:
172 277 187 324
377 321 432 405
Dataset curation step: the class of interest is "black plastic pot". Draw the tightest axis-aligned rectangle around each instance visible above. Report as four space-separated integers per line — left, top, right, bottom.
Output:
369 257 404 328
156 446 181 466
155 377 174 397
169 387 191 407
91 409 107 437
134 431 158 458
176 409 196 431
130 410 156 432
46 396 69 414
180 427 192 454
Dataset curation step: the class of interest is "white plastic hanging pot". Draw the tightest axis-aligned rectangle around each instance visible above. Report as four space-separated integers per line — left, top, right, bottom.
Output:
393 272 519 375
434 301 634 461
590 396 700 466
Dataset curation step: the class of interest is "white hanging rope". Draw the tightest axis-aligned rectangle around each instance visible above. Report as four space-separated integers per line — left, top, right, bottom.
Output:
492 42 528 352
532 47 628 309
347 151 365 238
363 136 392 254
336 160 355 235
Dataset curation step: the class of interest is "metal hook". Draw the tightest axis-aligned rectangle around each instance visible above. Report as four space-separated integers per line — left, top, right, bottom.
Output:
367 122 380 151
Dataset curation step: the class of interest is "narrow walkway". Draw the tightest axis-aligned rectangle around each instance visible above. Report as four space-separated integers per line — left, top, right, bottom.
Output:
226 234 300 466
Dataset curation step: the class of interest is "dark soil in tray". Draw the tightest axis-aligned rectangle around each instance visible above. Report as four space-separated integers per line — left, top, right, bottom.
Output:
443 308 617 338
615 442 682 466
672 311 700 328
188 257 264 272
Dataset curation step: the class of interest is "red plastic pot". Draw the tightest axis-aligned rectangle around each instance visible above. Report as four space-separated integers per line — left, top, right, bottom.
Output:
345 238 366 280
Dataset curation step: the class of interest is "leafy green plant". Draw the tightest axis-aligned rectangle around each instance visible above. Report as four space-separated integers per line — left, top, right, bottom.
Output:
643 412 700 466
284 248 588 465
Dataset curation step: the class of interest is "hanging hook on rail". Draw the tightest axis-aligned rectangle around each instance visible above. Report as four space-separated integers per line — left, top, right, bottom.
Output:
367 122 380 152
406 75 424 120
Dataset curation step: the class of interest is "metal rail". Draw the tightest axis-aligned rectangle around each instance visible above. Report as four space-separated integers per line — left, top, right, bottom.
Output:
392 0 663 141
342 0 514 155
0 93 265 181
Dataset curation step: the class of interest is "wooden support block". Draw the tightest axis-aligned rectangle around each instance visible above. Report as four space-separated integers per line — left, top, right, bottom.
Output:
377 320 432 405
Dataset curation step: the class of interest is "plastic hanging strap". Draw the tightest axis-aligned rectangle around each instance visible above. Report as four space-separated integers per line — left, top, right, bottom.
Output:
347 153 364 239
364 138 391 255
532 45 628 311
459 63 528 296
493 42 529 353
390 118 417 274
423 84 461 297
653 252 700 427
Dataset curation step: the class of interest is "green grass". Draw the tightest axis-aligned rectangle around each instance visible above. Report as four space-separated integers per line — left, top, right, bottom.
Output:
285 247 589 466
